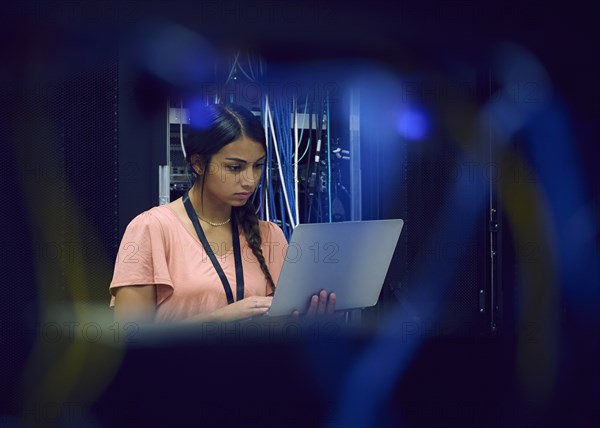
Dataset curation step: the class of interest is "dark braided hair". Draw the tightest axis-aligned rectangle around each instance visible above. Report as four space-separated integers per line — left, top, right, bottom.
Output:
184 103 276 295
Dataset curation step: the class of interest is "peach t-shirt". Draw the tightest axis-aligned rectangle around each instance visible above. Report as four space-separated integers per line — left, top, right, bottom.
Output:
109 205 288 323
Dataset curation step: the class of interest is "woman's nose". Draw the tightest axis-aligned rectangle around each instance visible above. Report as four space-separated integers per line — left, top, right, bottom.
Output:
240 167 258 186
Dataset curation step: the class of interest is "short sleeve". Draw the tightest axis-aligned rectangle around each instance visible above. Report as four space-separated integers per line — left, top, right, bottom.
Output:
109 211 174 308
261 221 289 287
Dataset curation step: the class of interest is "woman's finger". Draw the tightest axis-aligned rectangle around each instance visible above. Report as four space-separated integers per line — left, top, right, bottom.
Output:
317 290 328 315
307 294 319 315
326 292 336 315
248 297 272 308
260 297 273 308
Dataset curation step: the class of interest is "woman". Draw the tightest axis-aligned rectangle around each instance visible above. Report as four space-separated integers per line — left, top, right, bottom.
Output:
109 103 335 324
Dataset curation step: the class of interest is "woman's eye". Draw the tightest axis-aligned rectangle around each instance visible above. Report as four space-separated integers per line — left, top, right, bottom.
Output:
254 163 265 169
226 165 241 171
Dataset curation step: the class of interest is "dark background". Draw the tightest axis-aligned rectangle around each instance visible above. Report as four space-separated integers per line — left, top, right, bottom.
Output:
1 1 598 427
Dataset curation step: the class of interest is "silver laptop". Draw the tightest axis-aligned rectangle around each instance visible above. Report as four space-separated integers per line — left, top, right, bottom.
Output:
265 219 404 317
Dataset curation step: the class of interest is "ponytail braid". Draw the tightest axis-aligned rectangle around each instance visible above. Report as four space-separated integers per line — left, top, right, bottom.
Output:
233 202 276 296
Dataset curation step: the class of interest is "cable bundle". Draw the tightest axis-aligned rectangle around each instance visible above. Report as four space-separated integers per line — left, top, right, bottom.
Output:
263 95 298 239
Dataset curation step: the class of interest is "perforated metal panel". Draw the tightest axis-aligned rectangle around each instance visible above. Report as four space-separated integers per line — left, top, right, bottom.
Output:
404 140 487 336
62 55 119 302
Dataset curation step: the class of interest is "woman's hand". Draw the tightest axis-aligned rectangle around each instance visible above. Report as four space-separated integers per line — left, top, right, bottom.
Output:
291 290 336 317
209 296 273 322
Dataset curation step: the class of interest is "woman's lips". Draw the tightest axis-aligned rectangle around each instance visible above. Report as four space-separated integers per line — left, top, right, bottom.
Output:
233 192 251 199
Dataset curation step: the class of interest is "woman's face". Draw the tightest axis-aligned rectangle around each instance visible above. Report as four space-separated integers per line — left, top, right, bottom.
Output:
195 136 266 208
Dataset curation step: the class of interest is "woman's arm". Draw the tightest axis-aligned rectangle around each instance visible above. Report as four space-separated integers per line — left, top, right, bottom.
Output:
113 285 157 325
181 296 273 324
114 286 272 325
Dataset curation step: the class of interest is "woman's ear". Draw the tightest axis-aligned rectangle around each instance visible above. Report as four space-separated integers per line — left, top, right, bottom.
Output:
190 154 204 176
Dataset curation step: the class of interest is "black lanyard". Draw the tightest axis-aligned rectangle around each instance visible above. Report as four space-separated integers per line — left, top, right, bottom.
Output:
182 191 244 304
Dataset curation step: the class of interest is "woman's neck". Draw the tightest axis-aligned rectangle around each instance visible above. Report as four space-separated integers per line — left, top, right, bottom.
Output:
188 183 232 223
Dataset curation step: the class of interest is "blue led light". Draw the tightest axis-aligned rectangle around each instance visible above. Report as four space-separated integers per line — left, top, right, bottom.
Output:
396 107 429 140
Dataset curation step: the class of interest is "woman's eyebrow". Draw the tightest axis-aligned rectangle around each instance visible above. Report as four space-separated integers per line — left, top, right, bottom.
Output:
224 155 266 163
